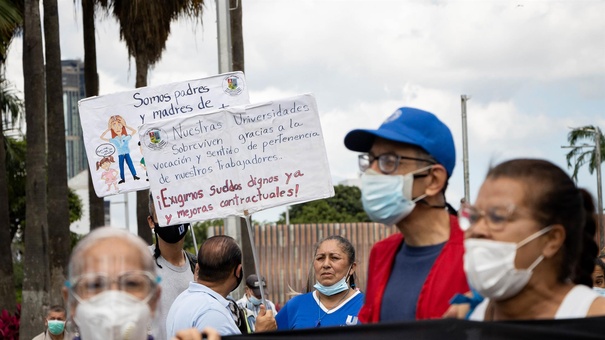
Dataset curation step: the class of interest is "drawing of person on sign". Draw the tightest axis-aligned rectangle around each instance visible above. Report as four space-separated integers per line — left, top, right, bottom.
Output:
100 115 140 184
96 155 119 191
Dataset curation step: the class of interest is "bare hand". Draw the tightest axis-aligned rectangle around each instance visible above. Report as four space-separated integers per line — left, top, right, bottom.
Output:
442 303 470 319
172 327 221 340
254 303 277 332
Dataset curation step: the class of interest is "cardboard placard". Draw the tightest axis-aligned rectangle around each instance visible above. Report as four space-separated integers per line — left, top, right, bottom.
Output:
139 93 334 226
78 72 249 197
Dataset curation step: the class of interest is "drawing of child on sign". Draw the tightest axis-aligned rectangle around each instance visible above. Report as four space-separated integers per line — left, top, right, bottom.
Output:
96 156 119 191
100 115 140 184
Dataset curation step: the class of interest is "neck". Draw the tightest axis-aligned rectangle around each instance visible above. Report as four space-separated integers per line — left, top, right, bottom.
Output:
397 207 450 246
156 239 186 266
317 288 353 309
198 278 234 298
490 273 572 320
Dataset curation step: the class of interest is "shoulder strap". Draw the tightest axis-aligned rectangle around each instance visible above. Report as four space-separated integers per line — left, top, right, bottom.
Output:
185 251 197 274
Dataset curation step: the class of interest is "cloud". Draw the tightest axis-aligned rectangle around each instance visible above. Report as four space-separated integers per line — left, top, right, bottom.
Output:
4 0 604 222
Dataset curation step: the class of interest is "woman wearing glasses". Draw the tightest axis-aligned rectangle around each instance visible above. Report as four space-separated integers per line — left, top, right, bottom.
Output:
459 158 605 320
63 226 219 340
275 236 364 329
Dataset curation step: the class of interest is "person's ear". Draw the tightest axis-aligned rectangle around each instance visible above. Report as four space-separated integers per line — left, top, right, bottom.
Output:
194 263 199 280
350 262 357 275
542 224 565 258
62 286 76 321
147 214 155 230
424 164 447 196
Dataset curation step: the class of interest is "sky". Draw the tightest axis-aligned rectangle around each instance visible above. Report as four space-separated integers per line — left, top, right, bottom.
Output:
5 0 605 226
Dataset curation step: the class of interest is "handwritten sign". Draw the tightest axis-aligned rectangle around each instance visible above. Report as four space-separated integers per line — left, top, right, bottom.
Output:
78 72 250 197
139 93 334 226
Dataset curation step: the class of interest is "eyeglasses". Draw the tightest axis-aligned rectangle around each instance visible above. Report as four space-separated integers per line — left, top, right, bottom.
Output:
457 202 517 231
66 270 159 301
358 153 435 174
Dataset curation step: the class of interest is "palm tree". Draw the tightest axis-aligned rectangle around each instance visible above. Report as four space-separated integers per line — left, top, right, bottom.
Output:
81 0 105 230
43 0 71 307
21 0 49 336
565 125 605 181
100 0 204 243
0 0 22 315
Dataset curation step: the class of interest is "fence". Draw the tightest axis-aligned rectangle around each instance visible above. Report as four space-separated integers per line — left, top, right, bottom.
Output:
208 223 398 307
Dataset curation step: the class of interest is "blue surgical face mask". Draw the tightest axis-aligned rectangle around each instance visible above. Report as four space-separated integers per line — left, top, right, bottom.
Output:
314 265 352 296
248 294 262 306
593 287 605 297
361 167 431 225
47 320 65 335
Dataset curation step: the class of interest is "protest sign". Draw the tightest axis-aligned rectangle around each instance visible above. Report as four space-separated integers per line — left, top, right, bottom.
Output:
139 93 334 226
78 72 249 197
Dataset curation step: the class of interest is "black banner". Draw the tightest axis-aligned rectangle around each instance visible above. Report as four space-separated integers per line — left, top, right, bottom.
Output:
226 317 605 339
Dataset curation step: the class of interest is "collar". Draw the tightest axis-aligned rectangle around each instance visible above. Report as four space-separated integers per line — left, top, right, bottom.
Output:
188 282 230 308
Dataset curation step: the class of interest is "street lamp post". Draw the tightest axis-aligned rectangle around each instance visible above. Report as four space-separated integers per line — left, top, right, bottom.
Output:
461 95 470 203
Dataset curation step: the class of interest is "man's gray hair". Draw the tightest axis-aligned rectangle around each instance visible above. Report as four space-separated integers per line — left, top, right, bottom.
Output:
67 226 155 279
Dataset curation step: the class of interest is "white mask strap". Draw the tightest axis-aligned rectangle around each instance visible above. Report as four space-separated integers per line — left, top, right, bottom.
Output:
526 255 544 272
409 165 434 176
412 193 428 203
516 226 553 249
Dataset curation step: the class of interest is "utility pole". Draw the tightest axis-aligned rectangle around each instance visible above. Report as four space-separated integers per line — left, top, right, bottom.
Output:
217 0 260 300
216 0 232 73
461 95 470 203
216 0 239 242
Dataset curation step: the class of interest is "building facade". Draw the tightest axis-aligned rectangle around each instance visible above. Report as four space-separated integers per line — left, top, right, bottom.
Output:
62 59 87 179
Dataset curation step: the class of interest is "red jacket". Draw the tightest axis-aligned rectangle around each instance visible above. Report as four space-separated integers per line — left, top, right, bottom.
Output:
358 214 469 322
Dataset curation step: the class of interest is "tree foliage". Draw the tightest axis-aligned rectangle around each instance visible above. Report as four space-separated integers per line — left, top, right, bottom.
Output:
5 137 83 240
565 125 605 181
277 185 369 224
182 219 223 254
96 0 205 243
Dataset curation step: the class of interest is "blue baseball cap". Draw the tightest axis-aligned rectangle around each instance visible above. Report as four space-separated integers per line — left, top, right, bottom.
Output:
344 107 456 177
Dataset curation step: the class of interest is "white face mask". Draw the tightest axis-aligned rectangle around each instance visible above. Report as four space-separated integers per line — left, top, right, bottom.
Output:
361 166 431 225
464 226 552 301
314 265 352 296
74 290 153 340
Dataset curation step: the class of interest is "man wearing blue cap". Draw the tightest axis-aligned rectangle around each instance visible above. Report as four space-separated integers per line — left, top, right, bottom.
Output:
344 107 469 322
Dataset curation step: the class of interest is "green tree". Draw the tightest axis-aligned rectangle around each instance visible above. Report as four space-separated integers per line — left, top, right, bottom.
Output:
5 136 25 240
0 0 22 65
0 79 23 313
182 219 223 254
278 185 370 224
5 137 83 237
0 0 23 315
21 0 49 336
99 0 205 243
565 125 605 181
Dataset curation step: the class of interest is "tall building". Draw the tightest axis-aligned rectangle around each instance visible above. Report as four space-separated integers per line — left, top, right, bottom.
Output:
62 59 87 179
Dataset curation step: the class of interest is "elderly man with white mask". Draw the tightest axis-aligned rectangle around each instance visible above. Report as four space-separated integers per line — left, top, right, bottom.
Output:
62 226 219 340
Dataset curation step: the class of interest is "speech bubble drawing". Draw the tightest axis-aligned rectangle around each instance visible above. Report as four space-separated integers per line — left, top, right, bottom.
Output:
95 143 116 157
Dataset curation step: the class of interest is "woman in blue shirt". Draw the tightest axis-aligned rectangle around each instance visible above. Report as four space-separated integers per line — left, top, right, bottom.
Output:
276 235 364 329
